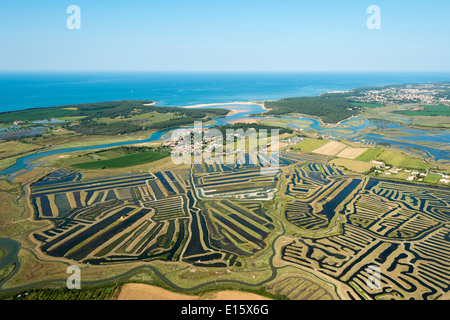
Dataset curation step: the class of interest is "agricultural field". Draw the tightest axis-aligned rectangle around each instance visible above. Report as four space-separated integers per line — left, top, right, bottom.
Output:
355 148 383 162
292 138 329 152
374 149 430 169
394 105 450 117
336 147 368 159
312 141 347 156
71 149 169 169
296 137 438 176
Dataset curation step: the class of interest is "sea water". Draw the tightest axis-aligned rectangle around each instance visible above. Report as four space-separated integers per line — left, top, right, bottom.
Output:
1 71 450 112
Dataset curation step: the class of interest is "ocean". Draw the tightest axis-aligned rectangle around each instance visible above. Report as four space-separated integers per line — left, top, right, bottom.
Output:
1 71 450 112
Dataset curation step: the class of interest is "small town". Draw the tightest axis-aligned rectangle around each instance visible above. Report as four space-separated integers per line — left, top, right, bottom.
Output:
349 84 450 106
370 159 450 184
162 127 268 157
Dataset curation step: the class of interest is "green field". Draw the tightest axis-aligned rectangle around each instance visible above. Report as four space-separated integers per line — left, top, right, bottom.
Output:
355 148 383 162
394 105 450 116
291 138 329 152
423 173 442 184
71 150 169 169
375 149 429 169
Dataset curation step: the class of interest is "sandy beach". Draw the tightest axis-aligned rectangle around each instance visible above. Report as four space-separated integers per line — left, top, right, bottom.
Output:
226 108 249 116
176 101 269 124
228 118 259 124
180 101 268 110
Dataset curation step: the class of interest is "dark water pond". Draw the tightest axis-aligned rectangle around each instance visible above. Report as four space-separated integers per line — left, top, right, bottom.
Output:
0 238 21 269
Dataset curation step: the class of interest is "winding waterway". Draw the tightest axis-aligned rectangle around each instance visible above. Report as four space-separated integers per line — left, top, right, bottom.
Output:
0 103 266 179
2 102 448 180
0 103 376 179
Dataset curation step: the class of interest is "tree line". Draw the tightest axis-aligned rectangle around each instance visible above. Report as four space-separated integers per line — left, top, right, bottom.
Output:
264 95 360 123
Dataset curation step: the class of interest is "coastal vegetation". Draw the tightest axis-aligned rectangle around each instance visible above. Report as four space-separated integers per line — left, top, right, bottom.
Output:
0 100 229 135
265 95 360 123
7 284 119 300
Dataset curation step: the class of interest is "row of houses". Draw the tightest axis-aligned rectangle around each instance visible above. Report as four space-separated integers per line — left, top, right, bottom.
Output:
370 160 449 184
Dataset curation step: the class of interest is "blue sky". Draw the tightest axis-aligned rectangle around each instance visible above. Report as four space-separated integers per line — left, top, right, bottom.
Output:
1 0 449 71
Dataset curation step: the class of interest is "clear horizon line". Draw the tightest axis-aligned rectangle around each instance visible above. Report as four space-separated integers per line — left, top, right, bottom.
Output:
1 70 450 74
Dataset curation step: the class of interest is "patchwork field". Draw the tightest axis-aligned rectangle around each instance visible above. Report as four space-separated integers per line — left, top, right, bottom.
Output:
292 138 329 152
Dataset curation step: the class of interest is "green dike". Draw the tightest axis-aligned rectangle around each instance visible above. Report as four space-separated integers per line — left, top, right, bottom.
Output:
71 150 169 169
